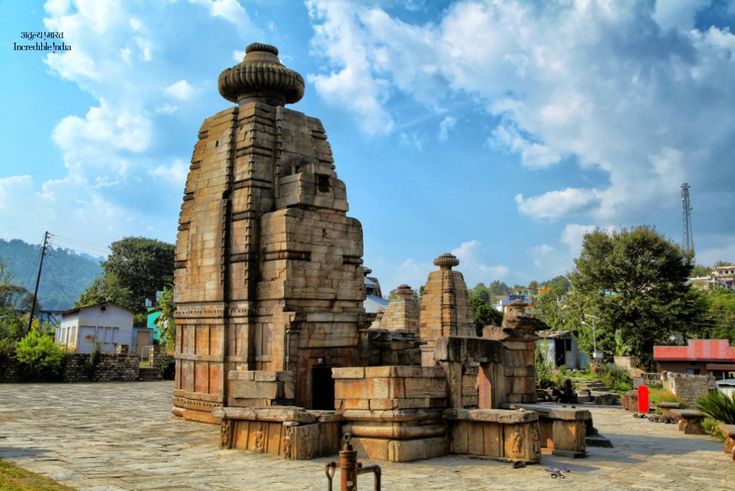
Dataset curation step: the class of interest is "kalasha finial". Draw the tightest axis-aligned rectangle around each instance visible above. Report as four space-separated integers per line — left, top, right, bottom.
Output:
395 284 414 297
218 42 304 106
433 253 459 270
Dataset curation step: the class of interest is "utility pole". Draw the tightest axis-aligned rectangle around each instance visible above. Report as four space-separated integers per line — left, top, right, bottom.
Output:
681 183 694 255
27 231 49 333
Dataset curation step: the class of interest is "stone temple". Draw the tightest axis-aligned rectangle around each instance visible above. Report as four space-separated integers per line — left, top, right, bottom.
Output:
173 42 367 421
173 42 593 463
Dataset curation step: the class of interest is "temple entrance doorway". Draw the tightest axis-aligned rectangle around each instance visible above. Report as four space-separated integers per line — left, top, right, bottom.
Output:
311 361 335 410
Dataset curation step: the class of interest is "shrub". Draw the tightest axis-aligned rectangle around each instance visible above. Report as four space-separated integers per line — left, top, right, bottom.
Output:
535 346 554 388
0 309 26 358
15 330 64 381
160 358 175 380
696 390 735 425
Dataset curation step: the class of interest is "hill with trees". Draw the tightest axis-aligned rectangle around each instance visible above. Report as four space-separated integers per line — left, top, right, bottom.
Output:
0 239 102 311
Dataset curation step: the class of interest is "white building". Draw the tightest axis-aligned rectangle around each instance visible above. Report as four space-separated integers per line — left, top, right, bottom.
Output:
56 303 134 354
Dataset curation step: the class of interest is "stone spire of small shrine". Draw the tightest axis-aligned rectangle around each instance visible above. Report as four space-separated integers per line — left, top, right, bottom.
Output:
218 42 305 106
377 284 420 332
419 253 475 366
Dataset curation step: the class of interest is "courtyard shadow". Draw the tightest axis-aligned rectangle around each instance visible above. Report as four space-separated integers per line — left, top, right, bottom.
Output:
0 446 49 459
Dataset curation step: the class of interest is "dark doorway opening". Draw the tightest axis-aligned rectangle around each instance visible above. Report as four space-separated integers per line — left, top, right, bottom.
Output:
554 339 566 367
311 363 335 410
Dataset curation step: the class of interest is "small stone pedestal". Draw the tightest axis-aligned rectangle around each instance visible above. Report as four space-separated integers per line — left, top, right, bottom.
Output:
215 406 341 459
672 409 706 435
443 408 541 463
655 402 682 421
508 403 590 457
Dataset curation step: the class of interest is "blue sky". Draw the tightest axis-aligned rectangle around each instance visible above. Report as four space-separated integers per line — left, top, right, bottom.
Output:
1 0 734 293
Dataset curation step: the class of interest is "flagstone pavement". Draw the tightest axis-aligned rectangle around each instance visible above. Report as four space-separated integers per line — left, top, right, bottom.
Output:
0 381 731 490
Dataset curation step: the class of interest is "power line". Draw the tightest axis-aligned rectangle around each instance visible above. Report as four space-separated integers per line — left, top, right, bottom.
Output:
47 234 109 256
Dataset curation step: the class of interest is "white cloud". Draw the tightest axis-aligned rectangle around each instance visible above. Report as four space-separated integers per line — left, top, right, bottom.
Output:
654 0 711 31
515 188 600 221
149 159 188 186
232 49 245 62
438 115 456 142
306 1 397 135
191 0 256 31
2 0 262 254
0 176 34 212
492 122 561 168
398 131 423 151
164 80 197 101
384 240 508 293
305 1 735 226
529 223 617 278
393 257 433 292
451 240 509 287
560 224 598 258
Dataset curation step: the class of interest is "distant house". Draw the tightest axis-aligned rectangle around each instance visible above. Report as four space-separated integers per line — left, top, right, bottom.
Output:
56 303 135 354
495 294 533 313
537 330 589 370
363 274 389 315
712 265 735 290
688 265 735 291
653 339 735 380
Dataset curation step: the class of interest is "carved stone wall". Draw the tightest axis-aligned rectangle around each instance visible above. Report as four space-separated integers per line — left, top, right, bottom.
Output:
173 43 367 421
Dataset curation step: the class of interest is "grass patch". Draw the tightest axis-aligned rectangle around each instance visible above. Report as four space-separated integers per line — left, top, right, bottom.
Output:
139 360 151 367
0 460 72 490
649 387 684 410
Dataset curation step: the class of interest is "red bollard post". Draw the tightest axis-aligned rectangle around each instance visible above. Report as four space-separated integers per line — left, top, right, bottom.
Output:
637 384 649 414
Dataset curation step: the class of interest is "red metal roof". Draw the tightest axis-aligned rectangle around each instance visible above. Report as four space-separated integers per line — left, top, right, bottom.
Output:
654 339 735 362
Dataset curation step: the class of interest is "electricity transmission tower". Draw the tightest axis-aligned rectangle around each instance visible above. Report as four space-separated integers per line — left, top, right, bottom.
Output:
681 183 694 255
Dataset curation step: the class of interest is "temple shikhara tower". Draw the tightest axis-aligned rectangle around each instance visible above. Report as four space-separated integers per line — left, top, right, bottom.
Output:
173 42 596 464
173 43 367 422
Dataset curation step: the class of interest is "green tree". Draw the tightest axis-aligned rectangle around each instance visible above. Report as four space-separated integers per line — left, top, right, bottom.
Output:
469 283 503 332
78 237 174 313
487 280 511 302
0 309 25 358
0 260 38 356
701 289 735 342
690 264 712 277
76 273 136 311
156 286 176 351
570 226 705 367
528 280 539 294
541 275 571 293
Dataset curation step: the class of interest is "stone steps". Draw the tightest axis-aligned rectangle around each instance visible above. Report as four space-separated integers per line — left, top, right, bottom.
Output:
138 367 162 382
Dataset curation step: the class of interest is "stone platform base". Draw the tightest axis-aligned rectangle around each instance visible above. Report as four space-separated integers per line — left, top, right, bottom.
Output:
341 408 448 462
172 406 220 424
444 408 541 463
214 406 341 460
349 435 449 462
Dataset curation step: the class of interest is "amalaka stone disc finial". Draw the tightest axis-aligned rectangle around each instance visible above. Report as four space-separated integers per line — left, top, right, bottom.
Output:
218 42 305 106
395 284 414 297
433 253 459 270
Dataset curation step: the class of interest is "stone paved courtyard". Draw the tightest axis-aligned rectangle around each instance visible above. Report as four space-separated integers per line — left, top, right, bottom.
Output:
0 382 730 490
